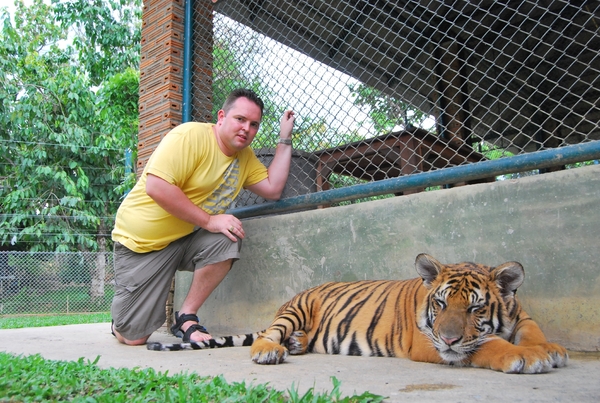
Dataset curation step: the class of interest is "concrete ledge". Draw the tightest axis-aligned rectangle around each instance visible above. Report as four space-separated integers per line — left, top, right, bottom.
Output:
175 165 600 351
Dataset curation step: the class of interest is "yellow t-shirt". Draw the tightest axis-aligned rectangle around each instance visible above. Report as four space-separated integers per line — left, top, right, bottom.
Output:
112 122 268 253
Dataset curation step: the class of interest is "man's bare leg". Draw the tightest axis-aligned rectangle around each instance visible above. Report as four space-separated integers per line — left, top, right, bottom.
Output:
176 259 232 342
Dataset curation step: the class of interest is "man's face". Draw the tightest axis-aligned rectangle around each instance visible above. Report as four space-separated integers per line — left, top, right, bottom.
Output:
215 97 262 156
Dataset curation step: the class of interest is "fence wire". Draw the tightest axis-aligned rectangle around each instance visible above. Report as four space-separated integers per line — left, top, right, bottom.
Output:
189 0 600 206
0 252 114 315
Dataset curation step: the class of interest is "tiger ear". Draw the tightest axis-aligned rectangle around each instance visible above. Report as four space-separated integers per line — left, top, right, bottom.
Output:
491 261 525 298
415 253 443 287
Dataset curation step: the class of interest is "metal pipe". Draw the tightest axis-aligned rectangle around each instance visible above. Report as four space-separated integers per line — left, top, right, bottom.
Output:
230 141 600 219
182 0 194 123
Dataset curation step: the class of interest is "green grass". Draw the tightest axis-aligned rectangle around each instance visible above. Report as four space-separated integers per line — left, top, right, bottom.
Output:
0 314 386 402
0 353 384 402
0 312 111 329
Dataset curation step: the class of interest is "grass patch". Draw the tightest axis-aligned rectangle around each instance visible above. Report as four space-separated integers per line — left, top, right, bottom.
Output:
0 315 386 402
0 312 111 329
0 353 385 402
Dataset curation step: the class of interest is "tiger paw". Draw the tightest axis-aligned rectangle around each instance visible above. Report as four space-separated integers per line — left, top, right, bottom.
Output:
250 338 289 365
285 330 309 355
537 342 569 368
493 345 565 374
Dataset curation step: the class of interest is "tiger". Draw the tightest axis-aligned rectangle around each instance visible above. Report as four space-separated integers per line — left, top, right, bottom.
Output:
147 253 568 374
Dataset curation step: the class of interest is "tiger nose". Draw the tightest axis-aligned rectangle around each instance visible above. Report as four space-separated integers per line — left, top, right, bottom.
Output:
441 335 461 346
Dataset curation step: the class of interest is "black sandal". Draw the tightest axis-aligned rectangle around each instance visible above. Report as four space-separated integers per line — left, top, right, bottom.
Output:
170 311 210 342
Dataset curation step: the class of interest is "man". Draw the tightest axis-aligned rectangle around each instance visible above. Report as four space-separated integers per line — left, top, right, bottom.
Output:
111 89 296 345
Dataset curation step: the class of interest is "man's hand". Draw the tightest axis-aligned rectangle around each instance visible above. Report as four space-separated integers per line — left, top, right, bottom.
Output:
279 110 295 140
206 214 245 242
146 174 244 241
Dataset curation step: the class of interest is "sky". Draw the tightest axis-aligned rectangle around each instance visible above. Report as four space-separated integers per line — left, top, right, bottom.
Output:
0 0 21 14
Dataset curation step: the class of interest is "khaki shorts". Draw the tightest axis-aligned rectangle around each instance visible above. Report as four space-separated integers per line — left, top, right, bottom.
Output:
111 229 242 340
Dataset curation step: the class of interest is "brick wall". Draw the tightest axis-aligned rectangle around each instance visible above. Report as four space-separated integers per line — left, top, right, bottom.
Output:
138 0 185 174
137 0 214 175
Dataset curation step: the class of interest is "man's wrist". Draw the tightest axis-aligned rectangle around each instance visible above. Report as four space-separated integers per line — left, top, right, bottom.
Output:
278 138 292 146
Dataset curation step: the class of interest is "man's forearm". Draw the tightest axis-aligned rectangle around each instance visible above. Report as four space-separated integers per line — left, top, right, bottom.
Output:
146 174 211 229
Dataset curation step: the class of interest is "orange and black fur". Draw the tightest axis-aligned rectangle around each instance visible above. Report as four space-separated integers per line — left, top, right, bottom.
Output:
147 254 568 373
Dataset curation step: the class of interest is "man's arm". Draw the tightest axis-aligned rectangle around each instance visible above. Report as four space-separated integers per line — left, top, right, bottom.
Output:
246 110 296 200
146 174 244 241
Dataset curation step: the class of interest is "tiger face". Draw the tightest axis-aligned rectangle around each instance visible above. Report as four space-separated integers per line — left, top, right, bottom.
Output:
415 255 523 365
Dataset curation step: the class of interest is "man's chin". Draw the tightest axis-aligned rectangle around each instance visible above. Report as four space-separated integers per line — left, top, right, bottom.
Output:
234 140 251 150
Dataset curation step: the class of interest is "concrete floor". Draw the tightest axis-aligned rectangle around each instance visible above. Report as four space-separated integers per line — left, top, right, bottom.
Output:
1 323 599 402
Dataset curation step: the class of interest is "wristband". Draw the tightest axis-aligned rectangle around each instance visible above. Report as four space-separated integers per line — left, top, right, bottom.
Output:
279 138 292 145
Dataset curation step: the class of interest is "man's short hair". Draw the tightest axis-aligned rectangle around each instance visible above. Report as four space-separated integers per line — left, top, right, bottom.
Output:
222 88 265 118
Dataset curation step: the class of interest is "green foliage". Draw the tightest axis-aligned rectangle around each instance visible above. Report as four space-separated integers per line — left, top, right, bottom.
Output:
53 0 142 86
0 0 140 252
477 141 514 160
348 83 429 133
566 160 599 169
0 353 385 402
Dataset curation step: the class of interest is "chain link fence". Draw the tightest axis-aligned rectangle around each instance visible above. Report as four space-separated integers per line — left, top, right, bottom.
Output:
190 0 599 206
0 252 114 315
6 1 597 316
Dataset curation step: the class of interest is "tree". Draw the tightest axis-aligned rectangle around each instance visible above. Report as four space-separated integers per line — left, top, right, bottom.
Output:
348 83 430 134
0 0 141 255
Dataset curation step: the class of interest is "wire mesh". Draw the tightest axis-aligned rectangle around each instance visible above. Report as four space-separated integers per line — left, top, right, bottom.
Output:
190 0 600 206
0 252 114 315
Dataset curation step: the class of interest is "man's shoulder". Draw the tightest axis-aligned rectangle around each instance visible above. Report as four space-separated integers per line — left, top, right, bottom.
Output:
165 122 215 145
173 121 214 134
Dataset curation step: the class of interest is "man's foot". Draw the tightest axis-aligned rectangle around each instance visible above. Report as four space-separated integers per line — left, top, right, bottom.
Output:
180 321 213 342
171 311 212 343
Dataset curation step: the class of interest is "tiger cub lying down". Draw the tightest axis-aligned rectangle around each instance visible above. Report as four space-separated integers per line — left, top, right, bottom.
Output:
147 253 568 374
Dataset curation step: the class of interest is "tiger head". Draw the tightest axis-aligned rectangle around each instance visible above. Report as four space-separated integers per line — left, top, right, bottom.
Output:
414 253 525 365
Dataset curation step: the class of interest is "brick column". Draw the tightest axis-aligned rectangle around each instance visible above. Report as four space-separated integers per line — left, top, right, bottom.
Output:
137 0 186 175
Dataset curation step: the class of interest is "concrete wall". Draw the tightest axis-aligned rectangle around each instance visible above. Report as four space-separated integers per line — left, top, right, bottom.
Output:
175 164 600 351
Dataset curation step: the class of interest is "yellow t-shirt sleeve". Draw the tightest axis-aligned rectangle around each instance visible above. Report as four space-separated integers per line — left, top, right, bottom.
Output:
241 148 269 188
144 124 206 186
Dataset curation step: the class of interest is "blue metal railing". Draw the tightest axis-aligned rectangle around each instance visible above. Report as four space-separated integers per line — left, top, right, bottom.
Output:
182 0 194 123
228 141 600 219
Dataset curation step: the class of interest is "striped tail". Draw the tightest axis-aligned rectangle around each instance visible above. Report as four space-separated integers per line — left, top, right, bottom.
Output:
146 333 259 351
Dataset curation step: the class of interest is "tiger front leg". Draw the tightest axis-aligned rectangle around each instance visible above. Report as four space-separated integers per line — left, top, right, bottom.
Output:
470 337 565 374
251 329 309 364
250 298 311 364
510 319 569 369
250 318 298 364
250 334 289 365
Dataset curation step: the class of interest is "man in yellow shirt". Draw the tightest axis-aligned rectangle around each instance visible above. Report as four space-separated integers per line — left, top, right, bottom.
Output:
111 89 296 345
